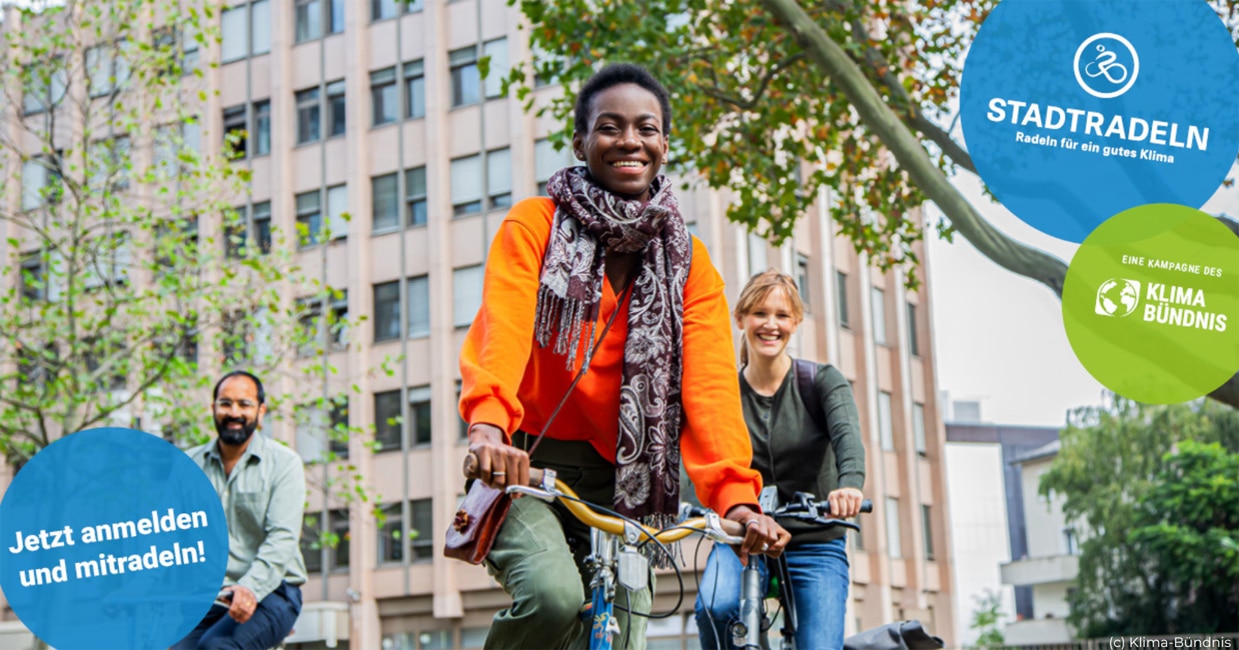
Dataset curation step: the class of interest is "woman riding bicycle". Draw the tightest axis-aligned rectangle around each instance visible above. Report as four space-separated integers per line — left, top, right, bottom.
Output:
695 270 867 650
459 64 790 649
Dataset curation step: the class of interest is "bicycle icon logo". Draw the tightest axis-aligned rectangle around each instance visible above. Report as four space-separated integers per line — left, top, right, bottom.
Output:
1074 32 1140 99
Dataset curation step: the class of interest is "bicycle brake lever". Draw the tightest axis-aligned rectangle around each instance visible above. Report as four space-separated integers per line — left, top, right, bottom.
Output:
706 511 745 545
506 485 556 502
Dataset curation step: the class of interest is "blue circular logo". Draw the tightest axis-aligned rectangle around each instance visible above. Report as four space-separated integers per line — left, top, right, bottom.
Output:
0 428 227 650
960 0 1239 242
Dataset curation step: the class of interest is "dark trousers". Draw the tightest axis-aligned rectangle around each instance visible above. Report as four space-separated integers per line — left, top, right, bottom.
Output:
171 581 302 650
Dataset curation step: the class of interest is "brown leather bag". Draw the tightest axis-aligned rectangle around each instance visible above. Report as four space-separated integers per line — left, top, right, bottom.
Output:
443 479 511 565
443 283 633 565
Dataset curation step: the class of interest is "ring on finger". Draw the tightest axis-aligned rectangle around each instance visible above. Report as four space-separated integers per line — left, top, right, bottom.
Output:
492 471 506 477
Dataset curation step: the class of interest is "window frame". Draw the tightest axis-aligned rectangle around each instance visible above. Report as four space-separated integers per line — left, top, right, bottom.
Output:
296 86 322 145
370 67 398 126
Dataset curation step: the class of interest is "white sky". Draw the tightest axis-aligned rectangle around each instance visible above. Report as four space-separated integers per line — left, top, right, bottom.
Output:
926 163 1239 427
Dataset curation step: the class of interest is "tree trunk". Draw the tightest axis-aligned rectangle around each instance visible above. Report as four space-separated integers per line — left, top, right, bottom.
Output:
759 0 1239 410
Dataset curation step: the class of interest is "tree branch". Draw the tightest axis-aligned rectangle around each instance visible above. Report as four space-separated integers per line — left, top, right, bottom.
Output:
695 52 806 111
760 0 1068 296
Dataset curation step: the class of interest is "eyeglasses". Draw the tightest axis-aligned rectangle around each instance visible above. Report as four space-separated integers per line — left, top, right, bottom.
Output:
214 399 259 410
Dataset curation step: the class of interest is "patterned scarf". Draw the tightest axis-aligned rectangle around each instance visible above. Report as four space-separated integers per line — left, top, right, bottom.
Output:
536 166 693 548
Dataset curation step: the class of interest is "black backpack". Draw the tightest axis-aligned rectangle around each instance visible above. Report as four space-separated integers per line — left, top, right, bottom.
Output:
793 358 828 434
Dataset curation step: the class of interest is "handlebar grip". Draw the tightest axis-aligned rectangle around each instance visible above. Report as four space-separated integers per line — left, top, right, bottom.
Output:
860 499 873 513
463 452 545 486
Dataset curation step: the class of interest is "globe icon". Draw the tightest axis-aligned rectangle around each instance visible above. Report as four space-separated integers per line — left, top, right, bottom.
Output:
1095 278 1140 317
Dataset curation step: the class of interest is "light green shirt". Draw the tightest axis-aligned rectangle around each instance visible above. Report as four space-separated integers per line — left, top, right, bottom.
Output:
188 432 308 602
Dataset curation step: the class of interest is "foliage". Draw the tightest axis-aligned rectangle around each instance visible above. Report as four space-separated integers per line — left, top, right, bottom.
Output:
967 589 1006 649
0 0 390 508
1040 396 1239 636
505 0 1239 407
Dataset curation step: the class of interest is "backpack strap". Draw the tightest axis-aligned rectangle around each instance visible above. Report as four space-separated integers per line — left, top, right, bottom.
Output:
795 358 828 434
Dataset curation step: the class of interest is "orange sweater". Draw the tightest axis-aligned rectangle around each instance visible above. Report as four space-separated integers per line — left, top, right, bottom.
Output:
459 197 761 517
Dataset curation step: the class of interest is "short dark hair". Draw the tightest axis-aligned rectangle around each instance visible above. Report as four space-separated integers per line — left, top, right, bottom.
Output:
573 63 672 136
213 370 266 405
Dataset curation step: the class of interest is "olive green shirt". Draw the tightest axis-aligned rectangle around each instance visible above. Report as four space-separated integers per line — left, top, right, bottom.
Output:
188 432 308 602
741 362 866 545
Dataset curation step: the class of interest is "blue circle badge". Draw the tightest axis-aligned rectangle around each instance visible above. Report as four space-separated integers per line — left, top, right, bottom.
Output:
960 0 1239 242
0 428 227 650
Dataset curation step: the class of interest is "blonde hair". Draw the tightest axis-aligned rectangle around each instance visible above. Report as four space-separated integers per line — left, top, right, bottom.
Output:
734 269 805 366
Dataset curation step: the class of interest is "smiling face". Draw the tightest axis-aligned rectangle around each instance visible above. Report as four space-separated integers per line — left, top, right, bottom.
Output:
572 83 669 202
737 287 802 363
211 375 267 447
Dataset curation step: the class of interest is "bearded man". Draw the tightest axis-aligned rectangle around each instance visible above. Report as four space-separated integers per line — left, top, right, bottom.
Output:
173 370 307 650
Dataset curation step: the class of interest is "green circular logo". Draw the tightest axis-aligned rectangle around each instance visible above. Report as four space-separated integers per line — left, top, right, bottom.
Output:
1063 204 1239 404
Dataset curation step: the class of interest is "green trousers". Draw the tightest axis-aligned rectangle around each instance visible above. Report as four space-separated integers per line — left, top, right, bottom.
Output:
483 436 653 650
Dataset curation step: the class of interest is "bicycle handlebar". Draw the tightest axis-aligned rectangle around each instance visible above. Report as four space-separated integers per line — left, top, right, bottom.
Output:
463 452 746 546
767 492 872 532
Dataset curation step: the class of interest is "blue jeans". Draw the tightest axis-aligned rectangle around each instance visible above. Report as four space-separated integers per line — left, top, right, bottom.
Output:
171 581 302 650
695 539 849 649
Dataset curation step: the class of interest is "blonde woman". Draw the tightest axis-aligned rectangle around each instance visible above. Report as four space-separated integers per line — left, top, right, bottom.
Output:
695 269 867 649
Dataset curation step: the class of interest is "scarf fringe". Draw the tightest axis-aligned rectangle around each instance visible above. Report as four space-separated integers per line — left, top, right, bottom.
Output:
639 513 684 569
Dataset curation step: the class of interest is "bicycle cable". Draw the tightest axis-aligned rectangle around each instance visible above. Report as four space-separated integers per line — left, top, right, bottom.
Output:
553 492 684 619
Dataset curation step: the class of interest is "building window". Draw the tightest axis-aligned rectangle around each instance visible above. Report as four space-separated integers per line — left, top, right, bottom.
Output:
878 391 894 451
253 100 271 156
22 60 67 115
487 148 513 210
409 386 432 445
372 173 399 232
450 155 482 216
326 184 348 240
456 381 469 441
371 388 429 450
85 42 130 97
371 67 397 126
19 251 44 301
410 498 433 560
253 201 272 254
88 136 130 192
178 27 201 76
373 281 401 342
1063 527 1080 556
535 138 574 195
921 505 934 561
296 190 323 248
406 167 428 227
404 60 425 119
885 497 902 559
454 266 484 328
373 276 429 341
913 402 926 455
371 0 420 21
296 87 321 144
327 80 346 137
21 156 60 211
797 255 811 314
408 275 430 337
222 105 247 160
907 302 919 356
449 46 480 107
295 0 343 43
377 502 403 563
483 38 508 99
374 389 402 450
221 0 269 62
871 287 887 345
251 0 271 54
836 271 849 328
302 509 348 573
